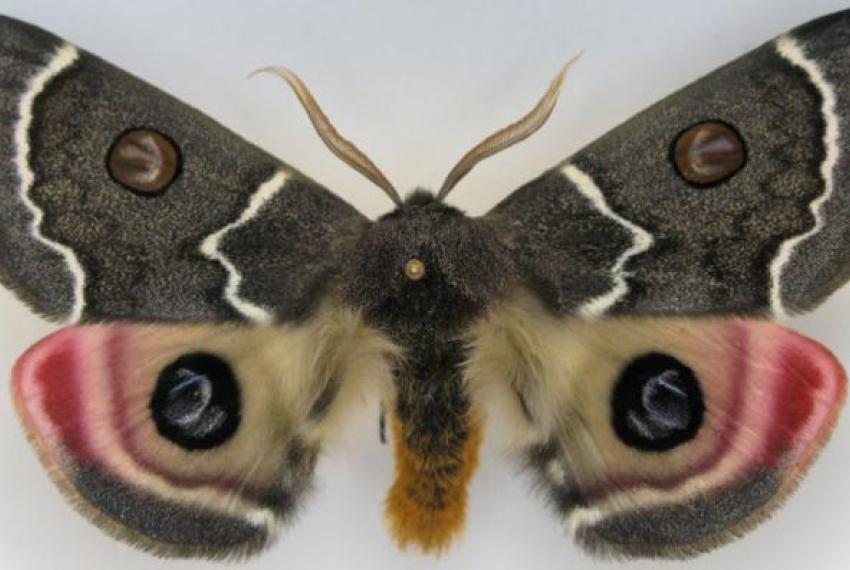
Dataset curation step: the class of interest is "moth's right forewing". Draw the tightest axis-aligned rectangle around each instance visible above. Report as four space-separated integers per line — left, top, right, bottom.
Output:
486 10 850 319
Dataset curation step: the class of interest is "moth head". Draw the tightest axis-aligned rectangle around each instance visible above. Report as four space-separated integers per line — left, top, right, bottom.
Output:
345 190 512 332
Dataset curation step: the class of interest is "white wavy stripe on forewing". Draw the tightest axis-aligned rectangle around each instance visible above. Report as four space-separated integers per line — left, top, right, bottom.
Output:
769 34 840 318
199 170 289 324
14 43 86 323
561 164 654 318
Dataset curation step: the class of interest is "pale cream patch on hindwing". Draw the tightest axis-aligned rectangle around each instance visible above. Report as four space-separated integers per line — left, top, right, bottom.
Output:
561 164 654 318
769 34 840 318
14 43 86 323
200 170 289 324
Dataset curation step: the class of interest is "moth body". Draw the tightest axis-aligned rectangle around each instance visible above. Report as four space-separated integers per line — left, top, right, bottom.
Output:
343 189 513 549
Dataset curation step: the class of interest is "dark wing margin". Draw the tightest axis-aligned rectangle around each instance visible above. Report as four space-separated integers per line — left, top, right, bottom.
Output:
486 9 850 318
0 15 366 324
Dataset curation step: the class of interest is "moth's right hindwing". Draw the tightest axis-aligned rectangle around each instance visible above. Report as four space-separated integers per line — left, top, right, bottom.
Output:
467 297 846 558
0 15 366 325
11 308 396 559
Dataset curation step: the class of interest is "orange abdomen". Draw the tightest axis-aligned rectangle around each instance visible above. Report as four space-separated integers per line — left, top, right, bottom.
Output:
385 413 483 553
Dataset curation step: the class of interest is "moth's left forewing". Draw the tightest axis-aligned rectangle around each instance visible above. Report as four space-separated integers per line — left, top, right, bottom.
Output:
466 295 846 558
0 15 367 324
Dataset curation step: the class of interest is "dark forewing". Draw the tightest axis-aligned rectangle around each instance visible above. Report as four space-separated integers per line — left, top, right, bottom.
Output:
0 15 366 324
487 10 850 318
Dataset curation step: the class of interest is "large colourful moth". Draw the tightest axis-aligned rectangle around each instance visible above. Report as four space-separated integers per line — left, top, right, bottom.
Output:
1 7 849 561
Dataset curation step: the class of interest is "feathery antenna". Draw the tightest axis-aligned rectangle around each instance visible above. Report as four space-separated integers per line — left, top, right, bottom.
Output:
251 66 402 206
436 54 582 201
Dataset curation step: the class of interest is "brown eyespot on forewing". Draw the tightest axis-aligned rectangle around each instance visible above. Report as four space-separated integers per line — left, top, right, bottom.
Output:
107 128 180 194
673 121 746 186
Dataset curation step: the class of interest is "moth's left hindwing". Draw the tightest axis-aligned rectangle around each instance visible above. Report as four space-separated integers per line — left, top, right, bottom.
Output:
0 15 366 324
467 297 846 558
12 313 394 558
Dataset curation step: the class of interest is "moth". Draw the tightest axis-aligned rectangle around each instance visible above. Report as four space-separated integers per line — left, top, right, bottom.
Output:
1 8 848 561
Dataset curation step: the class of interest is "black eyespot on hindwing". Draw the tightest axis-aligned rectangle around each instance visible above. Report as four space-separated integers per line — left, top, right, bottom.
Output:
150 352 241 450
672 121 746 187
107 128 181 194
611 352 704 451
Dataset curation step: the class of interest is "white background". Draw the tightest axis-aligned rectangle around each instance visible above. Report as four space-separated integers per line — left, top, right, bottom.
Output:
1 1 850 569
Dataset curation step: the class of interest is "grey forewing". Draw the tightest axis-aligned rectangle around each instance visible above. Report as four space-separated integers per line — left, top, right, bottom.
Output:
488 10 850 318
0 15 366 323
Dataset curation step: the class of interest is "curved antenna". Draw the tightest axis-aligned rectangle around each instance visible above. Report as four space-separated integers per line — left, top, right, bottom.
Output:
436 54 582 201
251 66 402 206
